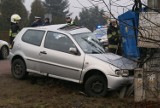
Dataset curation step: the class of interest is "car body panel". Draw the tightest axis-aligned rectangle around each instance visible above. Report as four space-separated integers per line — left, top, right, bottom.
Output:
0 40 9 49
90 53 137 70
11 28 46 72
10 24 137 91
107 75 133 89
0 40 9 59
69 28 91 35
39 47 85 81
79 53 136 88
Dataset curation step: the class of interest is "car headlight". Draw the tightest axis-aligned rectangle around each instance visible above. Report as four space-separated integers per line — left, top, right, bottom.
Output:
115 69 129 77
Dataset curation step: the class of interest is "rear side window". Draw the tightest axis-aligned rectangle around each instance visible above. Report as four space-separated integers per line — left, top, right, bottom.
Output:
22 30 45 46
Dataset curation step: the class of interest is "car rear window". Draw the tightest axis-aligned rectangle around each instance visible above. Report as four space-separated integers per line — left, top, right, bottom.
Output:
22 30 45 46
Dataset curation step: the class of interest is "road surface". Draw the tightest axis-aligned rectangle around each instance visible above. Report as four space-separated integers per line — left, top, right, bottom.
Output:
0 59 10 75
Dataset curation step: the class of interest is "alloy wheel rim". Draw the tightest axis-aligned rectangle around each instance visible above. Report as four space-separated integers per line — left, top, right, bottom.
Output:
91 81 104 93
2 47 8 58
14 64 23 75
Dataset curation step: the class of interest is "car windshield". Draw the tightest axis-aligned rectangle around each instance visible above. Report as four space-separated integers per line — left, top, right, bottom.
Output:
93 28 107 36
73 32 105 54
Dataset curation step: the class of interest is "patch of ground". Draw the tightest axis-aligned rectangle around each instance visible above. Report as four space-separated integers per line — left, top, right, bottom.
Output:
0 73 135 108
0 59 137 108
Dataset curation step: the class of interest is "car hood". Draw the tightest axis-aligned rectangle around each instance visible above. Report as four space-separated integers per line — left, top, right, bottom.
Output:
89 53 137 70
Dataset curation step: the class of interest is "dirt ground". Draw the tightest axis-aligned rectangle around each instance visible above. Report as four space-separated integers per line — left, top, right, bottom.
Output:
0 60 135 108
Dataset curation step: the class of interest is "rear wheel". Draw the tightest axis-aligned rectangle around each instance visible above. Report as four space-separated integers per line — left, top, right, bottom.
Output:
11 59 27 79
84 75 108 97
0 46 9 59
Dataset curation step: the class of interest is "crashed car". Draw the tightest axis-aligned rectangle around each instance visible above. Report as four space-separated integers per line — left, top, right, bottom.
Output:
10 24 137 97
0 40 9 59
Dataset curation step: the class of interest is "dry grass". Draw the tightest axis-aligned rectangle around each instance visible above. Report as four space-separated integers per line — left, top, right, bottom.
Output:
0 74 134 108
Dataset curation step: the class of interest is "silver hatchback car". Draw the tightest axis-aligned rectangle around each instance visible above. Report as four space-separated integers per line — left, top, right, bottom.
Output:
10 24 137 97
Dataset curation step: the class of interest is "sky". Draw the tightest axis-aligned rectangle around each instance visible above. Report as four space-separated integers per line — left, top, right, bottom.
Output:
24 0 83 18
24 0 147 18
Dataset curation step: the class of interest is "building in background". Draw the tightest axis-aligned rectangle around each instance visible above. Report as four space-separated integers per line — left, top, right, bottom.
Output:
148 0 160 10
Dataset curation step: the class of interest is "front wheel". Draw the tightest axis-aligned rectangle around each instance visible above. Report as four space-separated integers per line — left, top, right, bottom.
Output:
84 75 108 97
11 59 27 79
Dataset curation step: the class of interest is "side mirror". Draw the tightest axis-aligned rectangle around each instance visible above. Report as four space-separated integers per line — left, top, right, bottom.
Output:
69 47 78 55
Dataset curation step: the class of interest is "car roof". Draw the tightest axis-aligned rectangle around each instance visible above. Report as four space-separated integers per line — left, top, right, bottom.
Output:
25 24 91 35
34 24 68 31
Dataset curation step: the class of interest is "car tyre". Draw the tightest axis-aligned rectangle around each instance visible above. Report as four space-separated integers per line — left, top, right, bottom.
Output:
11 59 27 79
0 46 9 59
84 75 108 97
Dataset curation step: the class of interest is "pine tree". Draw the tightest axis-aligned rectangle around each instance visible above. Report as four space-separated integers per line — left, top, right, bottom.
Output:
79 6 106 31
43 0 70 24
29 0 45 26
74 16 79 25
0 0 28 31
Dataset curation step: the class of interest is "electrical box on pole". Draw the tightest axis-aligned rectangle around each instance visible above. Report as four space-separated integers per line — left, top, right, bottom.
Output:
118 0 160 104
118 11 140 60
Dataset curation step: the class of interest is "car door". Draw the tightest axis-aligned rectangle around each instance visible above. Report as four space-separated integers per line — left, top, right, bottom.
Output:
39 31 85 82
21 29 45 73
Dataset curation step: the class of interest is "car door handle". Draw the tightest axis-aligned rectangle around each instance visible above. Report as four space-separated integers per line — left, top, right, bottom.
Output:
40 51 47 54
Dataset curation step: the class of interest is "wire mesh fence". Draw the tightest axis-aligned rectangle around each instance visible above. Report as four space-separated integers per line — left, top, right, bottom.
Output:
134 50 160 107
138 12 160 48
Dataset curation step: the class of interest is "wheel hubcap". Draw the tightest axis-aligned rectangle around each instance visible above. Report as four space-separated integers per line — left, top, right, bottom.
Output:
91 81 104 93
14 64 23 75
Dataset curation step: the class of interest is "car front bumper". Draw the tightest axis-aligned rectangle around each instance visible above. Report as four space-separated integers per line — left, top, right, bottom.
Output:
107 75 133 90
